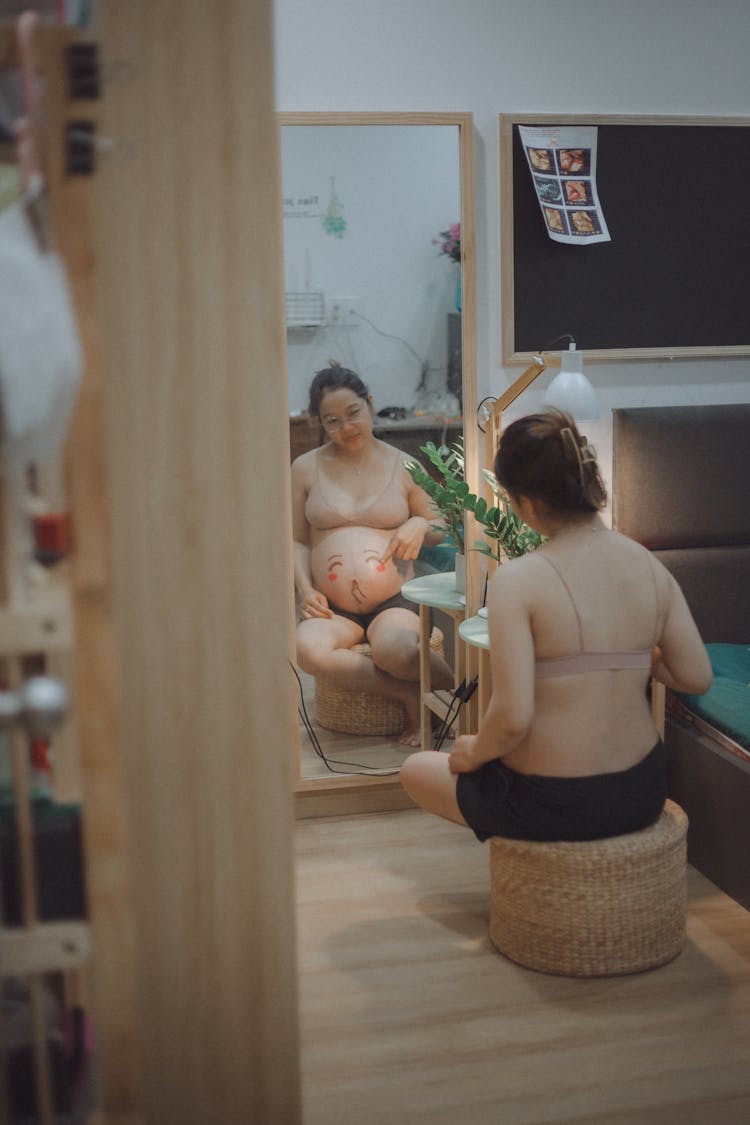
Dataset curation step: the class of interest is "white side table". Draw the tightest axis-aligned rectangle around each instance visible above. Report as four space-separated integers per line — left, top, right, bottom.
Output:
402 572 467 752
459 611 490 726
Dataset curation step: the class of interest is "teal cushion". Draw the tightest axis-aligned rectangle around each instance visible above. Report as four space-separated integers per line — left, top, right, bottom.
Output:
679 644 750 750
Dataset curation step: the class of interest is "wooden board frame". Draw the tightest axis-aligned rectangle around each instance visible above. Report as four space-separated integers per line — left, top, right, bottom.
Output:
278 111 479 816
500 113 750 364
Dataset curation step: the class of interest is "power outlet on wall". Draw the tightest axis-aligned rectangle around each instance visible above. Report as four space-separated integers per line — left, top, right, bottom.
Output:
328 297 364 325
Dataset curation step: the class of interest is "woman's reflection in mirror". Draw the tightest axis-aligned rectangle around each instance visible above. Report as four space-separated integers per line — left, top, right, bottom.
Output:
291 361 454 747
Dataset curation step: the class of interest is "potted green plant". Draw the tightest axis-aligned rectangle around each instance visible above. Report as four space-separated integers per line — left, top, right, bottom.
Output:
405 440 468 550
470 468 545 563
405 441 542 591
404 439 469 590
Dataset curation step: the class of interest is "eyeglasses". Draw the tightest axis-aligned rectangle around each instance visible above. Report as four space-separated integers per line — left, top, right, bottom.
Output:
320 403 366 432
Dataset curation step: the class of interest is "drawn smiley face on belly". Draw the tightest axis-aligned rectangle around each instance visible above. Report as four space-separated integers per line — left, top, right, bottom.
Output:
310 527 404 614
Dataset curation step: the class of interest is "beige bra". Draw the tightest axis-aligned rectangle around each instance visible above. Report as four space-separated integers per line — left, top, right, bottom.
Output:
534 553 657 680
304 446 409 530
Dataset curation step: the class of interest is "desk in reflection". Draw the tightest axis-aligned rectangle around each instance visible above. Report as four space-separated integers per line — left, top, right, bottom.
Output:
289 413 462 470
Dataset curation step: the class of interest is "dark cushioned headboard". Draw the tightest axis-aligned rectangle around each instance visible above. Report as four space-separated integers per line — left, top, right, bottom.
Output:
612 404 750 548
650 546 750 643
612 405 750 644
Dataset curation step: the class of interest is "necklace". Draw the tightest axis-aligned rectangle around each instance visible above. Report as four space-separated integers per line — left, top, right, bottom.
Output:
337 450 370 476
329 436 378 477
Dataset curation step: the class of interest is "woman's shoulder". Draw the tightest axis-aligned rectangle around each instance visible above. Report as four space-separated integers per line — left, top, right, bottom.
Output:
368 441 413 480
541 526 667 584
607 527 647 551
373 437 407 459
489 553 540 594
290 446 320 482
388 444 420 471
606 529 667 574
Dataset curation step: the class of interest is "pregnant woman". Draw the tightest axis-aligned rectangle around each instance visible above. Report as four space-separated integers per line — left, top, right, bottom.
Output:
292 362 455 746
400 409 711 841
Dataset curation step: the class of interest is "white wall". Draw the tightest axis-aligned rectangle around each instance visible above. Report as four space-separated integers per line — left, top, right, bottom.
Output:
282 124 460 413
274 0 750 494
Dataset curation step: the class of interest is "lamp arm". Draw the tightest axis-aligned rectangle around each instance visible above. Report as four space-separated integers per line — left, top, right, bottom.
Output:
484 355 550 518
490 355 546 422
481 353 552 570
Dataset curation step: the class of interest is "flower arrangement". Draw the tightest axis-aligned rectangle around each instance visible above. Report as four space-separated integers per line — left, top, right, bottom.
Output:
434 222 461 263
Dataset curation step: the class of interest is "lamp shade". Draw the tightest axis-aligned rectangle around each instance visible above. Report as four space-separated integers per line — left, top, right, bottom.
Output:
544 346 599 421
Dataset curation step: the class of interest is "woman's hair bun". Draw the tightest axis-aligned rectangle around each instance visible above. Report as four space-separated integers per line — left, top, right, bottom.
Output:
494 408 607 513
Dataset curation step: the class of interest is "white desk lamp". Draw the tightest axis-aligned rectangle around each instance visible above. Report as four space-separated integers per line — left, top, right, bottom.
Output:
482 342 598 473
544 343 599 421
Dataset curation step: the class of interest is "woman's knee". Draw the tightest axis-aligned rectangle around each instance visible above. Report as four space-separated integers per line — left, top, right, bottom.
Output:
296 626 335 676
399 751 435 795
370 634 419 680
400 752 467 826
295 636 320 675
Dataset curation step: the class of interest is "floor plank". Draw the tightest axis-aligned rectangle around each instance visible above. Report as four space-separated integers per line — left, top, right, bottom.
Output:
296 809 750 1125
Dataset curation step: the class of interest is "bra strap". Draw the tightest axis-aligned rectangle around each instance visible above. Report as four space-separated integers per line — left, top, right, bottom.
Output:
536 553 585 652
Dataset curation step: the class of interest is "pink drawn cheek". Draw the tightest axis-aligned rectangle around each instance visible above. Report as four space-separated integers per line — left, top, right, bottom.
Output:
376 563 385 572
328 573 337 582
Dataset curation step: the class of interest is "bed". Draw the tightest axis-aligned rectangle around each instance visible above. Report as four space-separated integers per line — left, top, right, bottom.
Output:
612 403 750 911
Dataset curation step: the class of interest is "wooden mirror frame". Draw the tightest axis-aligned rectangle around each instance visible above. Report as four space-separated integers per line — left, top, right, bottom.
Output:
280 112 478 818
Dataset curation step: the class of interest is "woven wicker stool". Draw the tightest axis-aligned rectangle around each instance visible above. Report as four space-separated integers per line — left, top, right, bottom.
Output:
315 628 443 736
488 800 688 977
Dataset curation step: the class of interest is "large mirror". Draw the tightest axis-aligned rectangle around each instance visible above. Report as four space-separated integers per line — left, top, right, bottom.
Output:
280 113 477 811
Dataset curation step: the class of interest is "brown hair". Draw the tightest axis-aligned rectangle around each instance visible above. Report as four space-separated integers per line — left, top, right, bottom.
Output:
494 409 607 513
308 360 370 418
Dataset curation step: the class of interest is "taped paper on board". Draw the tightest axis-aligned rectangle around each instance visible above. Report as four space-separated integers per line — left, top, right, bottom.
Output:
519 125 611 245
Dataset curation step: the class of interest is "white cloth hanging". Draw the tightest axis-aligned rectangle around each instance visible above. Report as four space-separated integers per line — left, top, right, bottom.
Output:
0 192 82 472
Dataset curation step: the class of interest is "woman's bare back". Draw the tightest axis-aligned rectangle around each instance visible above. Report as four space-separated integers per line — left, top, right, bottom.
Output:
500 529 663 776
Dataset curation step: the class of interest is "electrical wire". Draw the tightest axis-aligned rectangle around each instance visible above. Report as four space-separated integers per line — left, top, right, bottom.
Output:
477 335 575 435
431 676 479 752
476 395 496 434
290 662 402 776
291 664 478 767
432 694 462 752
350 309 427 373
290 657 479 765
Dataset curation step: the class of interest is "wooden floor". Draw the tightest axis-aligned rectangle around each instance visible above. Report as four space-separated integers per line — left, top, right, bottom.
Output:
295 808 750 1125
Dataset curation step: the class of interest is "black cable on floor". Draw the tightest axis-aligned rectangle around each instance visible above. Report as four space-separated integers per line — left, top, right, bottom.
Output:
290 662 402 776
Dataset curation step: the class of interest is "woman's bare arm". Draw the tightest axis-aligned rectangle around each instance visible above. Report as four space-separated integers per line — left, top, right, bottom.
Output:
402 462 447 546
652 566 712 695
449 561 535 773
380 460 446 562
290 455 332 617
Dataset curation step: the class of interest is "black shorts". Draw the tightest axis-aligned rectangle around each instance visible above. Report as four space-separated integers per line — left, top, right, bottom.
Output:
332 591 422 633
456 740 667 843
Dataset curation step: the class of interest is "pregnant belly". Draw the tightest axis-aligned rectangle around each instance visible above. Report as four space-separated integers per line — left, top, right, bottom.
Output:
310 526 409 614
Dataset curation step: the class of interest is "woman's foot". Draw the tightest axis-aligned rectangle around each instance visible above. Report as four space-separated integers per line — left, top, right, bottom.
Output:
399 714 457 749
399 726 422 748
397 688 423 748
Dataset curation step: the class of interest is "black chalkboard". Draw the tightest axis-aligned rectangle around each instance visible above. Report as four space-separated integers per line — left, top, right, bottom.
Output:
502 116 750 360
